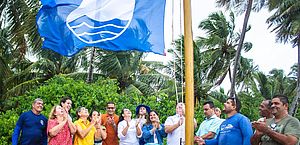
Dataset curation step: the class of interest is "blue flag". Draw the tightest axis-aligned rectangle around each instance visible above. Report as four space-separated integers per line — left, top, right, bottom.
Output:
36 0 166 56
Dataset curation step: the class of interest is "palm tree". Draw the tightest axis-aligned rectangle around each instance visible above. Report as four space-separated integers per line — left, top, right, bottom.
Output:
198 11 253 86
197 11 253 95
216 0 254 98
266 0 300 115
252 71 272 99
235 57 258 92
268 69 296 97
0 0 41 58
167 12 253 103
2 49 82 98
251 69 296 100
86 47 96 83
0 0 63 98
0 28 14 99
167 36 205 103
94 51 171 96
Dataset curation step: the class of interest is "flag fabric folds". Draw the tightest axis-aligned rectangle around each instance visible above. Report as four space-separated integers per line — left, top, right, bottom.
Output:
36 0 166 56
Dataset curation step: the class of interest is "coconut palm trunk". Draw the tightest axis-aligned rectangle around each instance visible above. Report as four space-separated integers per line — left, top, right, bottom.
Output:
289 35 300 116
229 0 253 98
86 47 96 83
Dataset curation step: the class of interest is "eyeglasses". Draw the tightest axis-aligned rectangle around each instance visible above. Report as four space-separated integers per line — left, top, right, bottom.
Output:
107 107 115 109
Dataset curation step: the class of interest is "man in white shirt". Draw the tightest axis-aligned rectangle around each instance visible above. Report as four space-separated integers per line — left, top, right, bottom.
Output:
165 103 192 145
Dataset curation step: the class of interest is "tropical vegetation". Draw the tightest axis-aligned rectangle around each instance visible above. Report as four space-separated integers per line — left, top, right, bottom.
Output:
0 0 300 144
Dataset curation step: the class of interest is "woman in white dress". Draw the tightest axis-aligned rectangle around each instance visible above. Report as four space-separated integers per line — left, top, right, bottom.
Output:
118 108 142 145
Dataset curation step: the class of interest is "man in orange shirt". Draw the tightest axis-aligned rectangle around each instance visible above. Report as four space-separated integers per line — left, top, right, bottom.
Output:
101 102 119 145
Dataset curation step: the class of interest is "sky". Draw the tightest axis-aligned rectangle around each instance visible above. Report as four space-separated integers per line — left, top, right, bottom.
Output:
145 0 297 75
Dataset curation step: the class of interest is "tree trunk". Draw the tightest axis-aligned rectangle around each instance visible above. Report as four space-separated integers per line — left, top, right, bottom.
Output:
289 35 300 116
86 47 96 83
229 0 253 98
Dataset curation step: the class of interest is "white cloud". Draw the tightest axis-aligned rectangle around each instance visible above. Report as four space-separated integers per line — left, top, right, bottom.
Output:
145 0 297 75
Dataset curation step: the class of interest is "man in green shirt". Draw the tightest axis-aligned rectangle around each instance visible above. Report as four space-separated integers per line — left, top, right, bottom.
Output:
251 95 300 145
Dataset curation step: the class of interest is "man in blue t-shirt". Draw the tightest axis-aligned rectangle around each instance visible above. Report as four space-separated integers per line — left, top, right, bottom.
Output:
12 98 48 145
196 97 253 145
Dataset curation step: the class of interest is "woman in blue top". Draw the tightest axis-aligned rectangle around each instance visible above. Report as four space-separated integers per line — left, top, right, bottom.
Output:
142 110 167 145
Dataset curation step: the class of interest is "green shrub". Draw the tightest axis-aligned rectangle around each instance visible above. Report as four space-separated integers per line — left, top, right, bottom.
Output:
0 75 121 143
0 75 179 143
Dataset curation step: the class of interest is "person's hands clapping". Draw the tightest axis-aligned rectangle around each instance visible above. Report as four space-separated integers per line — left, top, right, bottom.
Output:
136 116 142 127
194 136 205 145
107 116 115 126
155 118 161 129
124 116 131 127
97 113 101 124
252 118 268 134
60 108 69 123
178 117 184 126
90 116 97 126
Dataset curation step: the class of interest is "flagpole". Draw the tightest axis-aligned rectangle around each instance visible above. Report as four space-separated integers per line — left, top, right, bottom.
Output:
183 0 194 144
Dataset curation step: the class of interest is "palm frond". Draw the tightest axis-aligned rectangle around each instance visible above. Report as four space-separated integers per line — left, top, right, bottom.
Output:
4 77 44 97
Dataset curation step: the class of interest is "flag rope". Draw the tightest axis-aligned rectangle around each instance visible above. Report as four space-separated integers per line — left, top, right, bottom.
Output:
171 0 179 103
179 0 184 103
171 0 185 104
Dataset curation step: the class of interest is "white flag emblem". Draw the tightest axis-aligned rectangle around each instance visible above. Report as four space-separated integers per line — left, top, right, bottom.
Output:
66 0 135 43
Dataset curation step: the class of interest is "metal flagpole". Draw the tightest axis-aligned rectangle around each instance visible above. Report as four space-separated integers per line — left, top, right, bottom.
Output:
183 0 194 144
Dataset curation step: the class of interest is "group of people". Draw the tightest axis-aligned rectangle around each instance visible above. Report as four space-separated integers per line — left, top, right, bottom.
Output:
12 97 167 145
194 95 300 145
12 94 300 145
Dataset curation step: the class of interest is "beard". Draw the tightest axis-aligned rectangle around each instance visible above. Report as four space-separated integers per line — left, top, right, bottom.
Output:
222 108 232 114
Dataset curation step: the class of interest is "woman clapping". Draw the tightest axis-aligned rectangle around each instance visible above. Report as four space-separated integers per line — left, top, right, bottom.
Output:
142 110 167 145
74 107 102 145
90 110 107 145
47 105 76 145
118 108 142 145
